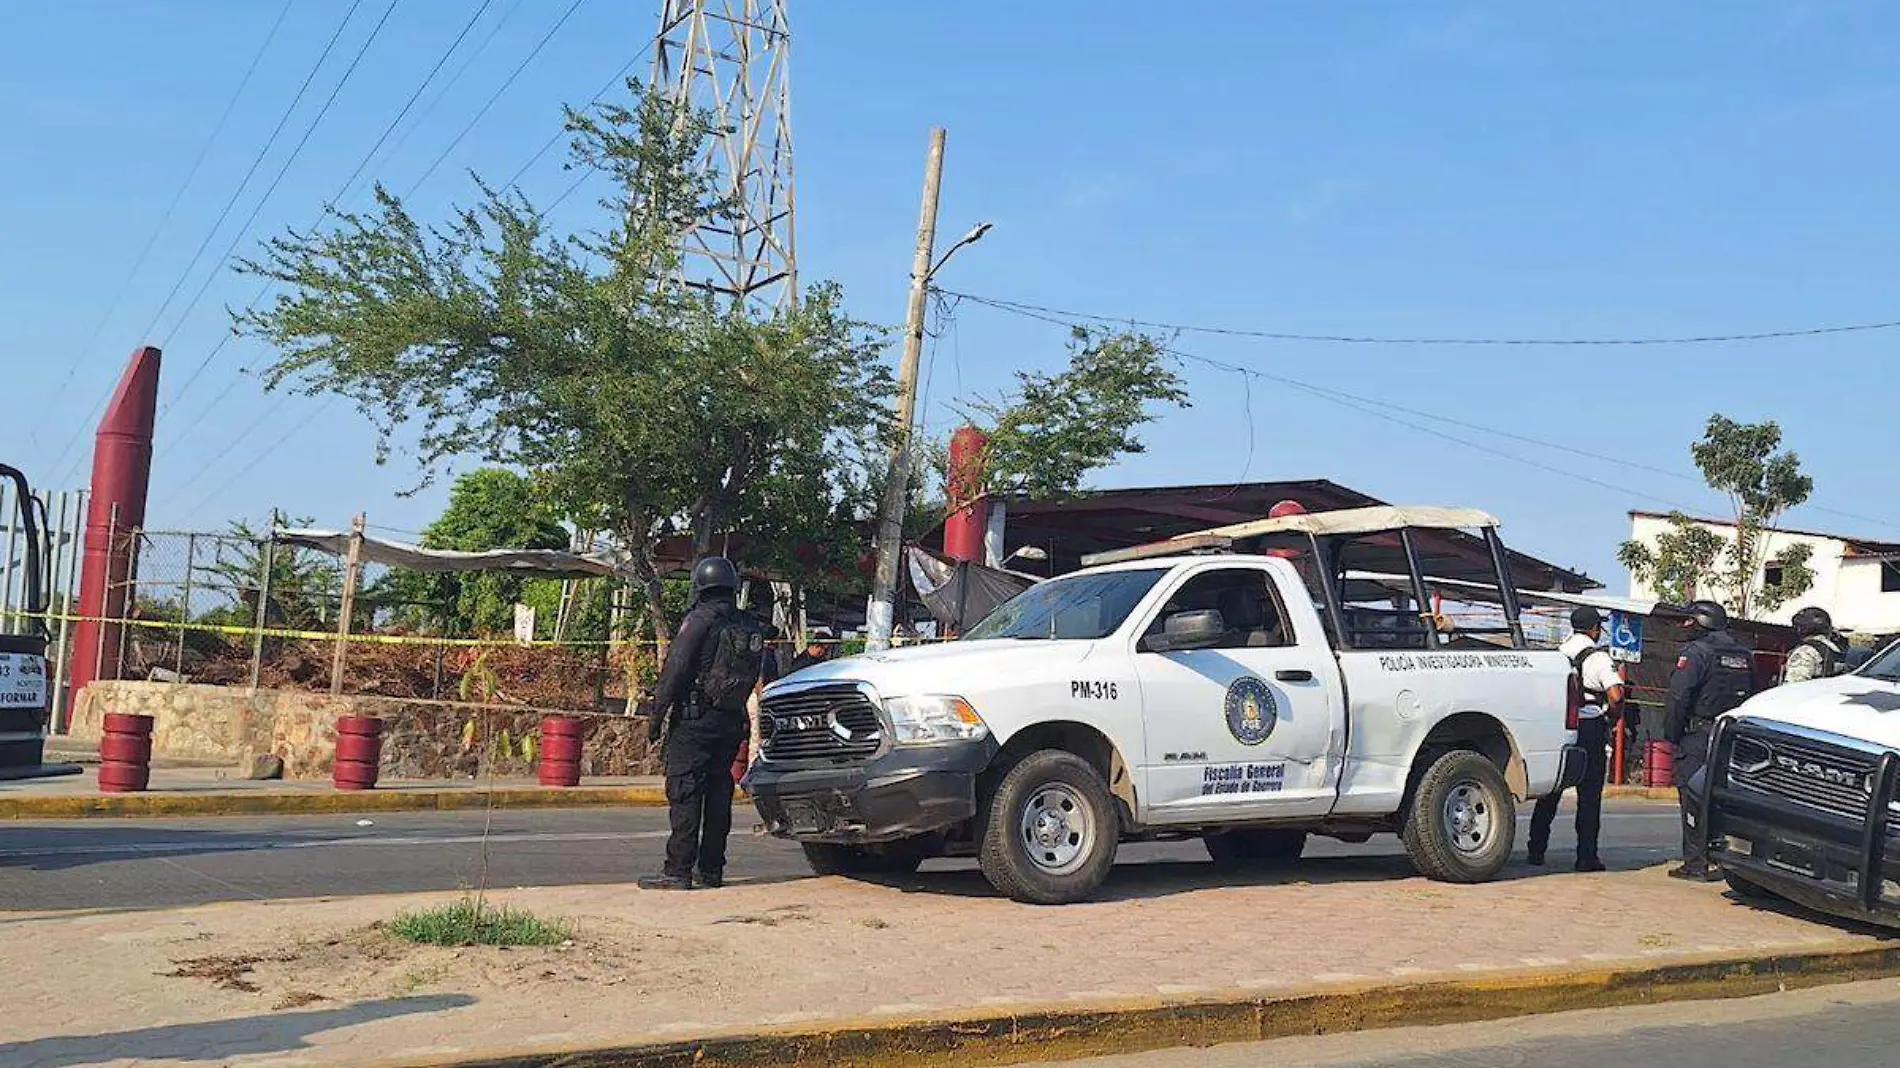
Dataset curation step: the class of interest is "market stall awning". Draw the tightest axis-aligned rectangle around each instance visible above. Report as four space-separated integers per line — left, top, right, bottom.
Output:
274 529 626 579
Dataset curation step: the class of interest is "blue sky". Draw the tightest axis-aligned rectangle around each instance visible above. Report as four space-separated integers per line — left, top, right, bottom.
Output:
4 1 1897 586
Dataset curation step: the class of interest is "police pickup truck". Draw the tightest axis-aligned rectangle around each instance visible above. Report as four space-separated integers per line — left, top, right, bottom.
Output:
1699 640 1900 928
749 506 1586 904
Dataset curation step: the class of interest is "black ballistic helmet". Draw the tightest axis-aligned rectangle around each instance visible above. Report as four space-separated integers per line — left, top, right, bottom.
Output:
1685 599 1729 633
1569 606 1604 633
691 556 740 600
1791 605 1833 638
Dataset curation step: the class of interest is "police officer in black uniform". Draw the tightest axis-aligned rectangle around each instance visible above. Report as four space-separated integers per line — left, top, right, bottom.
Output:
639 557 768 891
1664 599 1756 882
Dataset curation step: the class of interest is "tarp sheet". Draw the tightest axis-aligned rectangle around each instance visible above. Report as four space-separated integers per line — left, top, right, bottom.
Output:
274 528 625 579
907 547 1037 632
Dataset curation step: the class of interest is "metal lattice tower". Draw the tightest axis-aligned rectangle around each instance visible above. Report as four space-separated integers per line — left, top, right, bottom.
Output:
652 0 796 309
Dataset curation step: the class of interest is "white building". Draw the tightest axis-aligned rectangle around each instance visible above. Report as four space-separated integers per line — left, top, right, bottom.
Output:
1626 511 1900 634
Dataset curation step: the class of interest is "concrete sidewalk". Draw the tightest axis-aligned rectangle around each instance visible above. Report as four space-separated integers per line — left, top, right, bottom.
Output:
1 857 1883 1068
1 755 1676 819
0 763 669 818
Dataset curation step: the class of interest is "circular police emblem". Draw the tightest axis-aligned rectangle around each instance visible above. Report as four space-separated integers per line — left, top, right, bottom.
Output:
1224 677 1278 746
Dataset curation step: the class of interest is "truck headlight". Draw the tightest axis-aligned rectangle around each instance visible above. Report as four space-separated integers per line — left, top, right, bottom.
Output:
883 695 988 746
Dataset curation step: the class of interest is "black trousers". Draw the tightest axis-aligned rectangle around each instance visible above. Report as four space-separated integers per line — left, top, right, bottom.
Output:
662 730 744 878
1529 716 1608 863
1675 729 1712 872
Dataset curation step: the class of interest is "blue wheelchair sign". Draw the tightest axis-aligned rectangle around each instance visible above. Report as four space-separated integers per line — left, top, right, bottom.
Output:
1606 610 1643 663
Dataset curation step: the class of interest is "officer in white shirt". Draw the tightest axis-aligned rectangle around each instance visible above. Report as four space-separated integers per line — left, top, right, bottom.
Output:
1527 606 1625 872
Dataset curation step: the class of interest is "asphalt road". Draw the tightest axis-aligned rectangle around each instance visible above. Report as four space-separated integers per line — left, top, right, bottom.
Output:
1065 977 1900 1068
0 800 1680 913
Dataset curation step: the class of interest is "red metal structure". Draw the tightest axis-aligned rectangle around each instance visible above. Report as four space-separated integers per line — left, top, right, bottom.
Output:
69 346 161 700
942 425 990 564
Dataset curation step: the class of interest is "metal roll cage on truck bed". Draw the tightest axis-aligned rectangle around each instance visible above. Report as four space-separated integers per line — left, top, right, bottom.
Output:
749 505 1586 904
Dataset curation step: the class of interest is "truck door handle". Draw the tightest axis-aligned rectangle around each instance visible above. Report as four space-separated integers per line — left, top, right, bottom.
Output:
1275 669 1314 683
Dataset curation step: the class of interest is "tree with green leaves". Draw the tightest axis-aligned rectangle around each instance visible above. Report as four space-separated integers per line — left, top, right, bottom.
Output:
235 84 891 641
370 468 571 636
943 327 1188 505
1618 414 1816 618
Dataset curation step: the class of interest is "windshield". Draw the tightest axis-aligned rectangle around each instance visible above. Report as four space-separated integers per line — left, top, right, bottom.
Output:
963 569 1166 641
1859 641 1900 682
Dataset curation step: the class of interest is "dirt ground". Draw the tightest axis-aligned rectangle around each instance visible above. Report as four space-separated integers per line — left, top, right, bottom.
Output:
2 863 1880 1067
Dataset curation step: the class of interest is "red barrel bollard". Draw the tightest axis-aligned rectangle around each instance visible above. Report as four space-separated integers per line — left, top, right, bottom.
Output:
1644 739 1675 788
333 715 384 791
98 712 155 793
537 715 584 787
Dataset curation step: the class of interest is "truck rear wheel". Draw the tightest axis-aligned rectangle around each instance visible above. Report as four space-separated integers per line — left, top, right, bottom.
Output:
979 749 1119 905
801 842 924 878
1204 828 1307 867
1401 749 1515 883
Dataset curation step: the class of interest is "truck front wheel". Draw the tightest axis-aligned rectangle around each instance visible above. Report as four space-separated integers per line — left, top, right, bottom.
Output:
1401 749 1516 883
979 749 1120 905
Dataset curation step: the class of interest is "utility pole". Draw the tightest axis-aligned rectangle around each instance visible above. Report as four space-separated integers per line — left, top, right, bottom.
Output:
865 128 947 653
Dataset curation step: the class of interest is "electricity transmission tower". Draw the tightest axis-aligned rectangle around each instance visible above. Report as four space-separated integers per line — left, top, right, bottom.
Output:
651 0 797 309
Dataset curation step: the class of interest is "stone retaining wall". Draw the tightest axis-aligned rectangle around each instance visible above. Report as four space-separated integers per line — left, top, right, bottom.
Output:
71 681 660 780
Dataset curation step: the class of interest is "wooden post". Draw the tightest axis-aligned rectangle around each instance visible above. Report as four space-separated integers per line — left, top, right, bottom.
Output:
248 537 275 691
175 533 196 676
330 513 366 696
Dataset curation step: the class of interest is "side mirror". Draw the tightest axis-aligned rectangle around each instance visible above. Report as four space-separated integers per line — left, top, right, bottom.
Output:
1147 609 1226 653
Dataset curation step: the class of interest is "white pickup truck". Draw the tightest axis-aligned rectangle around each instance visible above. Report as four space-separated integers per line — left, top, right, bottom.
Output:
1699 641 1900 928
749 506 1585 904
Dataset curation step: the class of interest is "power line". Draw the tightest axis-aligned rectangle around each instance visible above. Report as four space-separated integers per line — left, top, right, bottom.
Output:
954 290 1900 532
155 0 404 350
404 0 589 199
41 0 370 487
137 1 369 349
942 289 1900 348
30 0 296 446
159 4 611 516
503 43 652 190
161 0 499 415
354 0 528 195
177 399 337 520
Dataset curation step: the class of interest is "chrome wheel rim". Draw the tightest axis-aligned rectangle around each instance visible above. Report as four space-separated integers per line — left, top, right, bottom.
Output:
1442 780 1496 856
1019 783 1094 875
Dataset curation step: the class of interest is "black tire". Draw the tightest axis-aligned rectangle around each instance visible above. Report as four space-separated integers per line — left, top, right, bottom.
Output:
978 749 1120 905
1401 749 1516 883
800 841 925 878
1204 828 1308 867
1726 870 1784 904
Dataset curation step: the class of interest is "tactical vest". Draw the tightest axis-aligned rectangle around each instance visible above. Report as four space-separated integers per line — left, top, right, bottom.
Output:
1692 636 1756 726
697 606 768 716
1571 645 1610 705
1796 636 1843 679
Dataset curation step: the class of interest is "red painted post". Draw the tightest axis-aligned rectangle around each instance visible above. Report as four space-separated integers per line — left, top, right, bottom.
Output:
537 714 584 787
942 425 990 564
70 347 162 699
98 712 154 793
333 715 384 790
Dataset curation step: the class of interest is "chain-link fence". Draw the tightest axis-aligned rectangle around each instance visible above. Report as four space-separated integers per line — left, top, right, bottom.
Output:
107 529 648 715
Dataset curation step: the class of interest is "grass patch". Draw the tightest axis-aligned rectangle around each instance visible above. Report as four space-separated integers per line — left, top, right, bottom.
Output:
389 899 572 948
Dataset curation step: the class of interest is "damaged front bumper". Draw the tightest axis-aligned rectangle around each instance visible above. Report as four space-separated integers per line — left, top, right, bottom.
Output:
748 739 998 845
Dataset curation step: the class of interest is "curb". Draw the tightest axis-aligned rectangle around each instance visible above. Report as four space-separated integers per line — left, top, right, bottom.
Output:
374 940 1900 1068
1605 786 1680 801
0 785 682 820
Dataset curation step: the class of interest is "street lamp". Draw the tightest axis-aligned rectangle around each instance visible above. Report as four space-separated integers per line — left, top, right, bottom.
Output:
866 129 994 654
